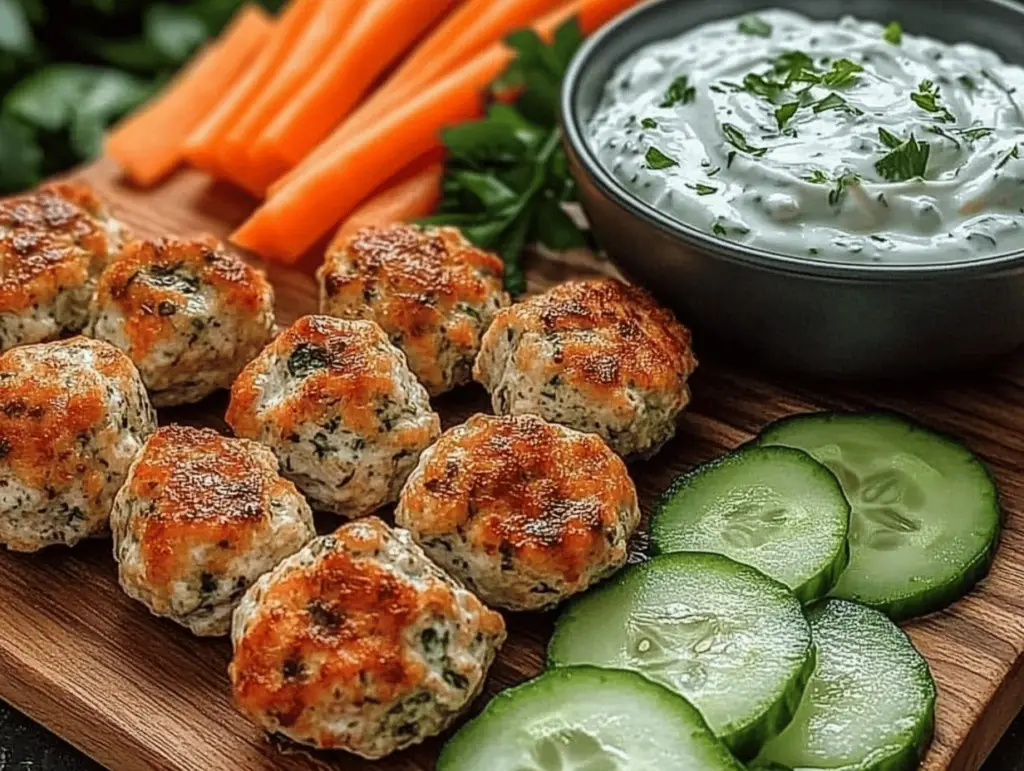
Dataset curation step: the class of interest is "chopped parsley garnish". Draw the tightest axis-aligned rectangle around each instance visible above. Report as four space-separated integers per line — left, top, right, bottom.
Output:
820 58 864 88
805 169 829 184
706 166 721 176
744 73 784 102
722 123 768 157
883 21 903 45
958 74 978 90
958 126 994 142
911 80 955 122
874 134 931 181
661 75 696 107
996 144 1020 170
712 222 728 236
641 117 658 129
688 183 718 195
738 15 772 37
828 172 861 206
878 127 903 149
926 125 961 149
774 101 800 130
645 146 678 169
812 92 862 115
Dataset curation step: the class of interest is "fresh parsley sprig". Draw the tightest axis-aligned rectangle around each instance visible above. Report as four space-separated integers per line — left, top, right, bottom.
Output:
425 19 591 294
912 80 956 123
875 131 931 181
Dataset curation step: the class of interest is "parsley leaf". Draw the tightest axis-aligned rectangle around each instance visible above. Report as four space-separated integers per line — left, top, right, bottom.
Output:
828 172 861 206
958 126 994 141
878 127 903 149
775 101 800 130
996 144 1020 170
958 74 977 91
744 72 784 102
722 123 768 157
661 75 696 107
911 80 955 122
820 59 864 88
645 146 678 169
738 15 772 37
640 117 658 129
883 21 903 45
687 182 718 195
805 169 829 184
813 92 862 115
874 134 931 181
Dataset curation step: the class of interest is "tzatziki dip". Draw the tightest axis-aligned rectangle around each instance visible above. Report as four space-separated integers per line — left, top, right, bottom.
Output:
586 10 1024 262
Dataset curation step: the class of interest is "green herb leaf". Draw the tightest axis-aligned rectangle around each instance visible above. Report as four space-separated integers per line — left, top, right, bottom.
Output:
712 222 728 236
774 101 799 130
828 172 861 206
996 144 1020 170
958 74 977 90
805 169 829 184
883 21 903 45
820 58 864 88
645 146 678 170
878 127 903 149
956 126 992 142
744 72 783 102
640 117 658 129
0 111 42 194
687 183 718 195
0 0 34 57
534 197 587 250
911 79 955 122
738 15 772 37
812 92 862 115
144 4 208 66
875 134 931 181
722 123 768 157
661 74 696 107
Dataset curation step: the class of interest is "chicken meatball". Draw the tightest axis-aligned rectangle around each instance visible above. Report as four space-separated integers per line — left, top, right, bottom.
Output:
226 315 441 518
474 278 698 458
230 517 506 758
0 337 155 551
318 224 509 396
111 425 316 637
88 235 274 407
0 182 128 351
396 414 640 611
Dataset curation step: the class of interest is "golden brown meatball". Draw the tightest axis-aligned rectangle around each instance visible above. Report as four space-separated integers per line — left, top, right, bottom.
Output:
396 414 641 610
0 337 155 551
474 278 698 458
230 517 506 758
226 315 440 518
111 425 316 637
88 235 275 406
0 182 128 350
318 225 509 395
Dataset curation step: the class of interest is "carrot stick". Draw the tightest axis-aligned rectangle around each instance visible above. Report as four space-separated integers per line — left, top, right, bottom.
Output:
221 0 361 182
182 0 324 181
106 4 272 187
253 0 460 171
269 0 569 195
332 158 444 246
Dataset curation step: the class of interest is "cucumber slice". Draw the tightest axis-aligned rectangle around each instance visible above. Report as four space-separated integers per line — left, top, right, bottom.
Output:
438 666 743 771
547 553 814 760
758 412 1001 620
651 446 850 603
753 599 936 771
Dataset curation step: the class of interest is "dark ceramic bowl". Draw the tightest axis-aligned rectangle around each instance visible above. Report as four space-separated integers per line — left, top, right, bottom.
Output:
561 0 1024 377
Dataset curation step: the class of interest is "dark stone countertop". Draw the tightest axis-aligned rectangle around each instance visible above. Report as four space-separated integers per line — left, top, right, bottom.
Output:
2 698 1024 770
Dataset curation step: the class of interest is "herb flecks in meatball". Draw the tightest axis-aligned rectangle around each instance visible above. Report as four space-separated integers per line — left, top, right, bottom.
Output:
111 425 315 637
226 315 441 518
230 517 506 758
318 225 509 396
88 235 274 407
474 278 698 458
397 414 641 610
0 337 155 551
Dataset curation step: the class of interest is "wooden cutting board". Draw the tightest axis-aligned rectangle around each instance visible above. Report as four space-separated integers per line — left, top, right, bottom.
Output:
2 157 1024 771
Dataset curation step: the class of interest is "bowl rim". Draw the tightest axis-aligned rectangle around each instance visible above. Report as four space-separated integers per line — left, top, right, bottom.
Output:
560 0 1024 281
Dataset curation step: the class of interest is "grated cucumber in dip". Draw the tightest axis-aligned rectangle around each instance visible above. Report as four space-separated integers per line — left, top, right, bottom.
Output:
586 10 1024 262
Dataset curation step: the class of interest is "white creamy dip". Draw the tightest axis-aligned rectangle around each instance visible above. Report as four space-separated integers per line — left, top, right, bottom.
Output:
586 10 1024 262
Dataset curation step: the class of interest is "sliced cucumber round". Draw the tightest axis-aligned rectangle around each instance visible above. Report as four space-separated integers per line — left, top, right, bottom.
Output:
753 599 936 771
438 666 743 771
758 411 1001 620
547 553 814 760
651 446 850 603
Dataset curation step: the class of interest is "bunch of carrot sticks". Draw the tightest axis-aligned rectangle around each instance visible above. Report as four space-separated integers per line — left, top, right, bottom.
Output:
107 0 641 264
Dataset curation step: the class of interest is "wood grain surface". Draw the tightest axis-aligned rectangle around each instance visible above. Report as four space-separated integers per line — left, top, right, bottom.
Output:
1 157 1023 771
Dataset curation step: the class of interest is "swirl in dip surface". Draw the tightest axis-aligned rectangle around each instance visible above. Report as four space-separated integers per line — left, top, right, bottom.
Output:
586 10 1024 262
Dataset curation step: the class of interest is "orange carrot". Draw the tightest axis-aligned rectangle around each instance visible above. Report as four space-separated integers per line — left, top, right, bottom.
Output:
182 0 323 181
270 0 572 197
222 0 361 181
232 0 641 263
106 4 272 187
253 0 460 171
332 159 444 246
